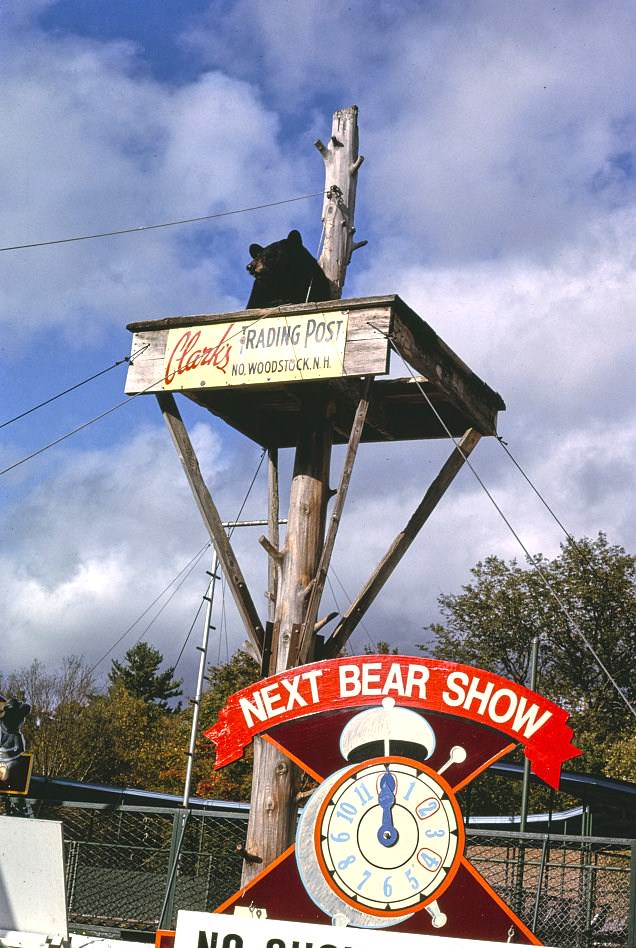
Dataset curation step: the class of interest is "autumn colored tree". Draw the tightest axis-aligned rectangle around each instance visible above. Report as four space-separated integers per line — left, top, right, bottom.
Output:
76 682 182 787
2 655 97 779
158 650 260 800
421 533 636 777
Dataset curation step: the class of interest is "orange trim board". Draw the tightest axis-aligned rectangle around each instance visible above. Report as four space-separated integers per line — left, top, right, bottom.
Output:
214 844 296 915
451 742 517 794
261 732 327 783
0 753 34 796
155 930 175 948
460 857 542 945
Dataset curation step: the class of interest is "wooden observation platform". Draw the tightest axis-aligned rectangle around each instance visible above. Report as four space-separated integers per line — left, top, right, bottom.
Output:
126 294 504 446
125 289 505 894
125 291 505 670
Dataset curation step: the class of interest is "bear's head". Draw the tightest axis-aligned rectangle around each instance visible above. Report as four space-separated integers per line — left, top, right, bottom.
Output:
0 698 31 734
246 229 303 277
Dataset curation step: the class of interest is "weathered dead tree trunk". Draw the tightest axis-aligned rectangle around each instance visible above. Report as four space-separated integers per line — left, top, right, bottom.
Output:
241 107 364 886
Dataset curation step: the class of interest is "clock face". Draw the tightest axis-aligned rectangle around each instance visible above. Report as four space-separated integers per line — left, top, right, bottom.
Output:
313 756 464 917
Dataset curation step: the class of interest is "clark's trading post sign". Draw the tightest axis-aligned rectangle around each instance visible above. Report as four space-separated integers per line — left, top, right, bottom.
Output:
186 654 581 948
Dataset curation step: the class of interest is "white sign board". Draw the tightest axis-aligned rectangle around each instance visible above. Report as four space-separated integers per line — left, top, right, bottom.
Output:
175 910 537 948
0 816 68 939
162 312 348 390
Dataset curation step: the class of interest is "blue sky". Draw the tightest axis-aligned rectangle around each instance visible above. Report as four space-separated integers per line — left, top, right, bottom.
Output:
1 0 635 695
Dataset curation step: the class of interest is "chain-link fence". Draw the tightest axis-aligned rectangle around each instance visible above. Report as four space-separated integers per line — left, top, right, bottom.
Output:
3 798 634 946
467 829 633 948
10 799 248 936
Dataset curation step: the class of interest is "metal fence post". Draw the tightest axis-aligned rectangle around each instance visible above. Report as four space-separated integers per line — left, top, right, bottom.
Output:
628 840 636 948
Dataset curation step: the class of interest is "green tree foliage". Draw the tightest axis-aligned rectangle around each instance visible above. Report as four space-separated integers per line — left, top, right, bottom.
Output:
605 727 636 782
421 534 636 776
76 682 181 787
158 649 260 800
1 656 97 779
109 642 182 710
363 640 399 655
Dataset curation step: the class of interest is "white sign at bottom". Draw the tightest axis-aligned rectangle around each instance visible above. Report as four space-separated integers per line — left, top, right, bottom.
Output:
175 910 532 948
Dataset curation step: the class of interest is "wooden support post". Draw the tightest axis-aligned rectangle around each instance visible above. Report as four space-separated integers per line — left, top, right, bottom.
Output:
323 428 482 658
298 377 372 660
242 394 333 884
155 391 265 657
242 108 364 885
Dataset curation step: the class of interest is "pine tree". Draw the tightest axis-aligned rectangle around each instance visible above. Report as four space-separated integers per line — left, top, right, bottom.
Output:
109 642 182 710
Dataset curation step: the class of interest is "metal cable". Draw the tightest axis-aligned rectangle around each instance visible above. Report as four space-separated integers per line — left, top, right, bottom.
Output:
385 332 636 719
0 349 146 430
0 192 326 253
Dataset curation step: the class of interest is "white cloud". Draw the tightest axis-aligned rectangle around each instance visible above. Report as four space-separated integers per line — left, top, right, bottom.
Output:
0 420 270 686
0 16 309 349
0 0 634 687
186 0 636 260
351 205 636 438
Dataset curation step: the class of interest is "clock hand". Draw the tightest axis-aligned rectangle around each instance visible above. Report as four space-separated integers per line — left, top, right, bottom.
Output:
377 767 399 847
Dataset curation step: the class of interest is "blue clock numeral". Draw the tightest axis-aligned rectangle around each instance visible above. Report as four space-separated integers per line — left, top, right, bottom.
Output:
383 875 392 898
357 869 372 891
405 868 420 890
416 797 440 819
330 831 350 843
425 827 446 838
338 854 356 870
417 848 442 871
336 801 357 824
354 782 373 806
402 779 416 802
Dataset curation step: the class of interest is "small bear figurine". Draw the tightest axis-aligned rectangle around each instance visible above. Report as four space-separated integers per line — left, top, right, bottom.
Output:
0 696 31 782
246 229 332 309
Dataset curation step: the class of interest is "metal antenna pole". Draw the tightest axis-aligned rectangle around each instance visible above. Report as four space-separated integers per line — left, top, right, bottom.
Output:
516 634 540 917
520 635 540 832
183 550 219 806
159 518 285 929
160 549 219 929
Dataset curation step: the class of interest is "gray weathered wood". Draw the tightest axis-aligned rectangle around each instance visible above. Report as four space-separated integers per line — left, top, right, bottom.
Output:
242 396 333 884
323 428 482 658
298 378 372 660
267 447 280 629
316 106 365 295
124 306 390 394
390 303 500 435
155 391 264 656
242 108 364 887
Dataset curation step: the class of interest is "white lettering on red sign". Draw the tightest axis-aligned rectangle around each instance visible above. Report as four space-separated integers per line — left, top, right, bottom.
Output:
338 662 429 699
239 670 324 729
442 671 552 738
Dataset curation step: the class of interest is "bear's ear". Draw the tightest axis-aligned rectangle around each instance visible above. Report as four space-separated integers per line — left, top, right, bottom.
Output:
249 244 264 258
287 229 303 246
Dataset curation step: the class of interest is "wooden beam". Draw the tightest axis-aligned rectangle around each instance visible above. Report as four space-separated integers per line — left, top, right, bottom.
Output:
391 299 503 435
242 107 363 888
298 377 372 659
322 428 482 657
266 447 280 628
155 391 264 656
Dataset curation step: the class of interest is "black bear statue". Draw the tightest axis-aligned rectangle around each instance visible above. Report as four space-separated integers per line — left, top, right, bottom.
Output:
0 696 30 782
246 230 332 309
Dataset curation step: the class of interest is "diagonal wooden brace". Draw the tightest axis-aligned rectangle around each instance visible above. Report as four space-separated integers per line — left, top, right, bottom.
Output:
156 391 264 657
322 427 482 657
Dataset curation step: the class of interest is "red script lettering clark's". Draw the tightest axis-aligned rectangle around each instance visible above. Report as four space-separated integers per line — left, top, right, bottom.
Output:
164 325 233 386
